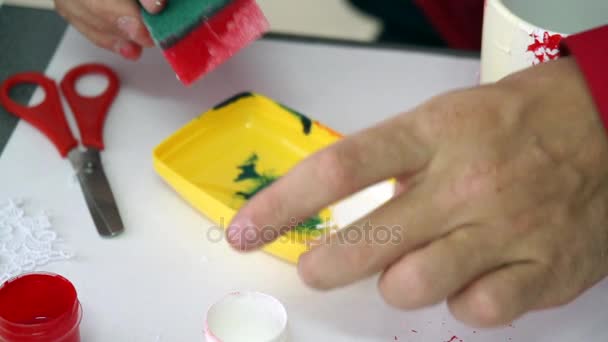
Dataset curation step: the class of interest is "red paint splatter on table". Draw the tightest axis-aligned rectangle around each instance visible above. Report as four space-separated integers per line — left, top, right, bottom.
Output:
526 30 563 65
445 336 463 342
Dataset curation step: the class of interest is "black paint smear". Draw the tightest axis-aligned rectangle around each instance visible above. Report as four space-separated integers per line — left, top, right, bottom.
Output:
233 153 322 232
234 154 276 200
213 92 254 110
212 93 313 135
279 104 312 135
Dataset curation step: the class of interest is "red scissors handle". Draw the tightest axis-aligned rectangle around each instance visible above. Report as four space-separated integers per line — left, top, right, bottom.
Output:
0 72 78 157
60 63 120 150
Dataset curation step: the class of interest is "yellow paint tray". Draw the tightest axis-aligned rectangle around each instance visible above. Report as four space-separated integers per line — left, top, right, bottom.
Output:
153 92 345 263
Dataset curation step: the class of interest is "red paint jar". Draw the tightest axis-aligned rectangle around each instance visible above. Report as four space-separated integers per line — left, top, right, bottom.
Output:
0 273 82 342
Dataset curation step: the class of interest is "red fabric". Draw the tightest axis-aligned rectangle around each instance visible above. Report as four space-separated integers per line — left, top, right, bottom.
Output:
414 0 484 50
560 25 608 131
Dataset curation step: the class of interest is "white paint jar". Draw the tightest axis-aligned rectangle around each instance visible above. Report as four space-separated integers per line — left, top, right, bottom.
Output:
204 291 288 342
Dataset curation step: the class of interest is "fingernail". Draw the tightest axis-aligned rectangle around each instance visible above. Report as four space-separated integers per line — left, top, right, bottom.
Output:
117 16 138 41
142 0 166 14
227 217 258 251
226 225 242 249
113 40 141 60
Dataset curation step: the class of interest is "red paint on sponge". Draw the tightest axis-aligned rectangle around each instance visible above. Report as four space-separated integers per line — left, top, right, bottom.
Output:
162 0 269 86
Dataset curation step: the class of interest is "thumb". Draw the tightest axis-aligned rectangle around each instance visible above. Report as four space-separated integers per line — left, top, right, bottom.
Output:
139 0 167 14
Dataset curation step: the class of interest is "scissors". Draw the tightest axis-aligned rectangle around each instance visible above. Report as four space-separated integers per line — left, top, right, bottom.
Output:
0 63 124 237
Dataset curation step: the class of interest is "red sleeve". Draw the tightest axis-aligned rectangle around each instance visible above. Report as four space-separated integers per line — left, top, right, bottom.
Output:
560 25 608 131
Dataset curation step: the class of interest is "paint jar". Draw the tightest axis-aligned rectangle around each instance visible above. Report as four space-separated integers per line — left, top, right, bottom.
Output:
0 273 82 342
205 291 288 342
481 0 607 83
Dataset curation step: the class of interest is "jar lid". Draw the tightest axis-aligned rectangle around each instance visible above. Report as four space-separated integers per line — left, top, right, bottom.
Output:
205 291 288 342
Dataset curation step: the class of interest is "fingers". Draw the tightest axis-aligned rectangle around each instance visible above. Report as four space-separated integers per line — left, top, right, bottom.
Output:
227 115 433 251
447 262 549 328
393 172 415 197
77 0 154 48
98 0 154 47
115 14 154 48
139 0 167 14
54 0 155 59
378 225 509 309
70 18 142 60
296 182 441 290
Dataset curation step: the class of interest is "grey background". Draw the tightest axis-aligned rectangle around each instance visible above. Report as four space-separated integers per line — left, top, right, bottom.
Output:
0 5 66 155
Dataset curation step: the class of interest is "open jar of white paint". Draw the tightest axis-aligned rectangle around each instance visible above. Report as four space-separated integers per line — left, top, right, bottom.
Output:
204 291 288 342
481 0 608 83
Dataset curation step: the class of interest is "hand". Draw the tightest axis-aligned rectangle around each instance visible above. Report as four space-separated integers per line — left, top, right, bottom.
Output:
226 57 608 327
54 0 166 60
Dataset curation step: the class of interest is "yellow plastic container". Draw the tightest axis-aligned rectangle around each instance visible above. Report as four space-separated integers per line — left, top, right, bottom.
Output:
153 93 343 263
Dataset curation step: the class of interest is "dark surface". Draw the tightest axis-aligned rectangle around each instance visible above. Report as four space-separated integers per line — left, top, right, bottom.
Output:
0 5 67 156
347 0 447 47
264 32 479 59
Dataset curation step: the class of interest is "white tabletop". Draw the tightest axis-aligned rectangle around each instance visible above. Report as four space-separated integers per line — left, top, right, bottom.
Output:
1 27 607 341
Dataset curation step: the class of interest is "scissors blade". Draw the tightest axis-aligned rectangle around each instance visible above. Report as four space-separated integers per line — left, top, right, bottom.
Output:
68 149 125 237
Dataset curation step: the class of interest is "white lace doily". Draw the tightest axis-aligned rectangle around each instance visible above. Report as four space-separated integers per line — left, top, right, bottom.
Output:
0 199 73 283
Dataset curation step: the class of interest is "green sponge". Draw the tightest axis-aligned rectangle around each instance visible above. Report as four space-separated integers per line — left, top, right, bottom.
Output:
142 0 233 48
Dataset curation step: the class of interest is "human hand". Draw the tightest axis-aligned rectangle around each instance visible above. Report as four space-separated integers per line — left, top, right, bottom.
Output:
54 0 166 60
226 57 608 327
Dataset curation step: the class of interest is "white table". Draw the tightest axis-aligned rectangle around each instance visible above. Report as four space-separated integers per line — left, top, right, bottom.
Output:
2 27 607 341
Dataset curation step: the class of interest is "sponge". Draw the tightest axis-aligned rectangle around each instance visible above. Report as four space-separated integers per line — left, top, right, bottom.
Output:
142 0 269 86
